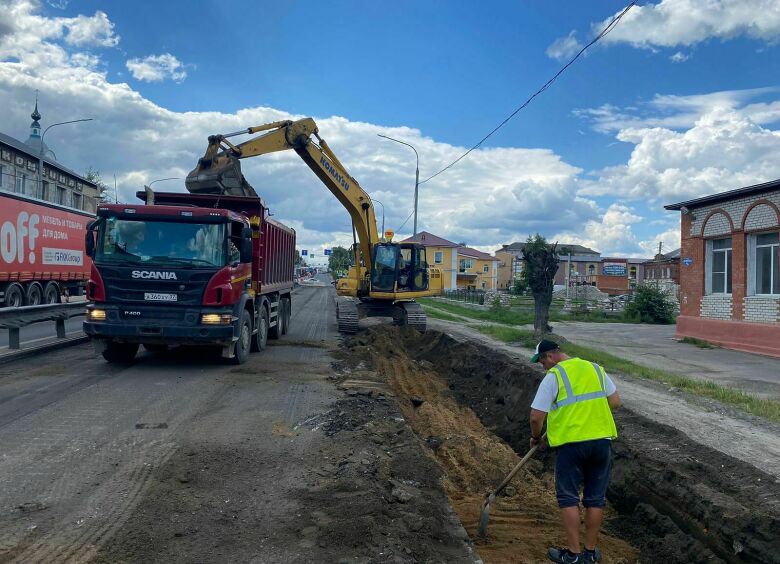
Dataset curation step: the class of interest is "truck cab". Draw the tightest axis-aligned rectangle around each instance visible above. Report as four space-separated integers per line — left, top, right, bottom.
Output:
83 200 288 364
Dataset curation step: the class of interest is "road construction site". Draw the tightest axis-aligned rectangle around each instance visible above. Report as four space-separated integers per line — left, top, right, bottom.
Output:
1 279 779 563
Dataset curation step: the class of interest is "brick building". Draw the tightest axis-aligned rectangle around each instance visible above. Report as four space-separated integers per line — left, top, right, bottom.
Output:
665 179 780 357
644 248 681 284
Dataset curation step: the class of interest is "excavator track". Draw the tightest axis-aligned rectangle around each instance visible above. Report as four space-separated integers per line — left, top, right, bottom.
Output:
394 301 427 332
336 297 359 334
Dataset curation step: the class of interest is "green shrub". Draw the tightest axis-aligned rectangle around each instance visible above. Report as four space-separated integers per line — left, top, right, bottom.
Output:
623 285 676 324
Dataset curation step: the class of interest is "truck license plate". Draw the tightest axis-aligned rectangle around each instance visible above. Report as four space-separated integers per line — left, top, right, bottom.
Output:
144 292 177 302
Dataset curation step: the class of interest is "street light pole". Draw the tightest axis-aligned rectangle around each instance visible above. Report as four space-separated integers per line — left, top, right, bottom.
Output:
38 118 93 199
372 198 386 234
144 177 181 206
377 134 420 235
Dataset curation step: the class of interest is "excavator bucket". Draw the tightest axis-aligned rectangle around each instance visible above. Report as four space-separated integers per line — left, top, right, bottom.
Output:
185 154 258 198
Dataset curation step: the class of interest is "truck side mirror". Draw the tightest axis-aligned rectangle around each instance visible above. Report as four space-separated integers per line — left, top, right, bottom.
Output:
240 239 252 263
85 230 95 258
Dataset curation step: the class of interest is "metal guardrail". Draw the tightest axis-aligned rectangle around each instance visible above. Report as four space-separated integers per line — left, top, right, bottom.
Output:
0 302 86 349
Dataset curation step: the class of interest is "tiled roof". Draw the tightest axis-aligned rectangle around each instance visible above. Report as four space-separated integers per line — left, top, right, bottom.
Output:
459 246 499 261
401 231 459 247
0 131 96 187
500 241 600 255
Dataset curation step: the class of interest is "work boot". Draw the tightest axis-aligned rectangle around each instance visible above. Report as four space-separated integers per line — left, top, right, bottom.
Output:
547 547 581 563
583 547 602 562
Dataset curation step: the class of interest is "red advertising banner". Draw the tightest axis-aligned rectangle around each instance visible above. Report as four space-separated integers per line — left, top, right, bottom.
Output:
0 194 92 281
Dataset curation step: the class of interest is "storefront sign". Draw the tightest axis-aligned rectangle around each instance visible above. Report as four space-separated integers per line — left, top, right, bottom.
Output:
602 262 627 276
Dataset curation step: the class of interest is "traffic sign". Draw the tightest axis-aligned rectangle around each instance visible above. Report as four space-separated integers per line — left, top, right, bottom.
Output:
324 249 332 256
301 249 308 256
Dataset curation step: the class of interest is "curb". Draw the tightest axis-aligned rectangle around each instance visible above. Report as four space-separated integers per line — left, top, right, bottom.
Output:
0 334 90 366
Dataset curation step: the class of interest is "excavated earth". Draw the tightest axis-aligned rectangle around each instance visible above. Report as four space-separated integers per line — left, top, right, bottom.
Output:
341 326 780 564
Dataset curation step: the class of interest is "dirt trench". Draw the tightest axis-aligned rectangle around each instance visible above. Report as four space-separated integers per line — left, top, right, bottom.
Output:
344 326 780 564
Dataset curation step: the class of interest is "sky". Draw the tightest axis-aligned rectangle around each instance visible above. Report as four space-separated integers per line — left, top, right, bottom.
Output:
2 0 780 261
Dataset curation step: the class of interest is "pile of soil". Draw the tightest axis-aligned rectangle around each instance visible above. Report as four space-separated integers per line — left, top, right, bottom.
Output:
347 327 780 564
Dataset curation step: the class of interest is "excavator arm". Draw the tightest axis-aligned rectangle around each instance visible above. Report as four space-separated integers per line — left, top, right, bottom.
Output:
185 118 379 278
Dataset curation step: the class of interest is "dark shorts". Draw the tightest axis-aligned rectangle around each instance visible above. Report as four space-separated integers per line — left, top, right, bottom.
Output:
554 438 612 509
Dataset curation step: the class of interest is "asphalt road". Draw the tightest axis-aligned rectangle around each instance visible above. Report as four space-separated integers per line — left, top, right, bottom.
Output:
0 281 341 562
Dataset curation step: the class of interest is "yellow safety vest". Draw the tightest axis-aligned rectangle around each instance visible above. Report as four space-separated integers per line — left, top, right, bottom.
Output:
546 358 618 448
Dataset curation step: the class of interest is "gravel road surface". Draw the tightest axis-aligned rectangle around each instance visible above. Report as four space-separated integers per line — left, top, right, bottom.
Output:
0 282 477 563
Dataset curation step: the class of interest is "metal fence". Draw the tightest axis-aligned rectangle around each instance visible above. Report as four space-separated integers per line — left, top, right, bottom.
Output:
442 289 486 305
0 302 85 349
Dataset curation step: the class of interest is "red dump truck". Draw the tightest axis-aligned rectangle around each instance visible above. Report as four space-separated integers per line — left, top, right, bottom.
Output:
0 191 92 307
83 190 295 364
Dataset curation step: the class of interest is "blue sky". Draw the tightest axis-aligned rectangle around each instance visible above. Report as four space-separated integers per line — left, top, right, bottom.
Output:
2 0 780 259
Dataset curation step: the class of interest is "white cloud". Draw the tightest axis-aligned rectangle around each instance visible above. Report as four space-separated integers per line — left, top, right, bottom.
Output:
580 107 780 203
669 51 689 63
545 30 583 61
594 0 780 49
553 204 645 257
126 53 188 82
575 87 780 133
638 226 681 257
63 11 118 47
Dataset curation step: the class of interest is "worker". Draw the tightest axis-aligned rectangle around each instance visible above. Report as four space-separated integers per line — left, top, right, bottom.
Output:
528 339 621 564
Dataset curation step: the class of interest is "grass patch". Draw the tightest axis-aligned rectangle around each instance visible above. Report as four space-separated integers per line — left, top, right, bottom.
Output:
422 298 634 325
419 298 534 325
476 325 780 425
423 307 464 322
477 325 538 348
680 336 716 349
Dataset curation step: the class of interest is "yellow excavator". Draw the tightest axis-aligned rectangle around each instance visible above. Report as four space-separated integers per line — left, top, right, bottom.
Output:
185 117 443 333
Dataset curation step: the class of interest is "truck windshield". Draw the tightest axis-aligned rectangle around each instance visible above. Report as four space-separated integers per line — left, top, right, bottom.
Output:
96 217 226 267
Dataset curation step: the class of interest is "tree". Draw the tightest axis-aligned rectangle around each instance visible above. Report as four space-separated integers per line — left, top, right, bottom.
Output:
295 250 303 266
521 234 559 337
328 246 352 278
623 284 676 324
84 167 111 202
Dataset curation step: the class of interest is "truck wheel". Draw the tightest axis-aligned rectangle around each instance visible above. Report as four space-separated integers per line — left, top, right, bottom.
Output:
102 342 139 363
43 282 60 304
269 300 284 340
4 283 24 308
26 283 43 306
232 309 252 364
282 297 290 335
251 307 268 352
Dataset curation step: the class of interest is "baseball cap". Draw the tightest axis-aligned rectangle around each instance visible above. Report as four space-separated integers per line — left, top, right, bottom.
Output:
531 339 559 363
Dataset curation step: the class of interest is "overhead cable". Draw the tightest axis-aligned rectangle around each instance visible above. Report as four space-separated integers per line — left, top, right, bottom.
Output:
419 0 637 185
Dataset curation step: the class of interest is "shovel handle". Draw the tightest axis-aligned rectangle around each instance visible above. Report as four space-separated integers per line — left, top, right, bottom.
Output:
490 432 546 497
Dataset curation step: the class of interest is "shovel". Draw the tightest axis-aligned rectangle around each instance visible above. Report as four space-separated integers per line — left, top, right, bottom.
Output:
477 433 546 537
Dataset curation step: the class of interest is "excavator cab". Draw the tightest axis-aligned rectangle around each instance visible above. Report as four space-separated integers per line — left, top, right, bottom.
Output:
370 243 429 293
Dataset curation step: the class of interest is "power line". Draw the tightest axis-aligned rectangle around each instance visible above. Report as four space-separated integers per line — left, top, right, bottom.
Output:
419 0 637 185
396 209 415 233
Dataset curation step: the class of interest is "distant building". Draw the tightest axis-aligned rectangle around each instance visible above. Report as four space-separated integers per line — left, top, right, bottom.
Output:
644 248 681 284
666 179 780 357
0 99 98 213
456 246 499 290
495 241 602 290
401 231 499 290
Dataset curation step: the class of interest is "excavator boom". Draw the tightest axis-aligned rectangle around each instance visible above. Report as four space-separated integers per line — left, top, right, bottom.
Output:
185 117 443 333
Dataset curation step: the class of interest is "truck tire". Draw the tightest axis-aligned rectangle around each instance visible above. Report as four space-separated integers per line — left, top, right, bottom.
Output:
251 307 268 352
232 309 252 364
269 300 284 340
102 342 139 363
26 283 43 306
4 283 24 308
43 282 60 304
282 297 290 335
